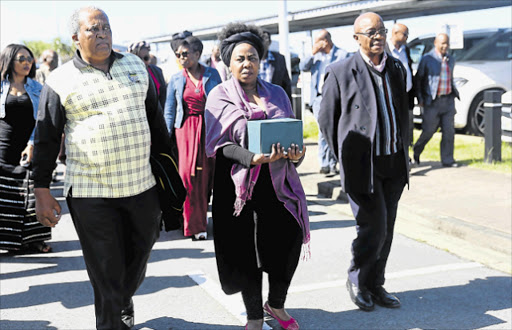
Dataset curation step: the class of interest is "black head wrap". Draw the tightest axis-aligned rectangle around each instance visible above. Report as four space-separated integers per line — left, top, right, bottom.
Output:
170 30 193 52
220 31 264 66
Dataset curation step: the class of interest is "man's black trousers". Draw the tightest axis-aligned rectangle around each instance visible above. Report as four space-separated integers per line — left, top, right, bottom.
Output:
347 151 406 290
67 186 161 329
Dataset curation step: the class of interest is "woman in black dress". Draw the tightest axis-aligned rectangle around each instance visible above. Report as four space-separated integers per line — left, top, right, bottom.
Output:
0 44 51 253
205 24 309 330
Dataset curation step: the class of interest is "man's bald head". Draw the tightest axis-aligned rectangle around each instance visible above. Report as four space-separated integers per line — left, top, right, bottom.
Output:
313 29 333 54
390 23 409 48
435 33 449 43
354 12 383 33
315 29 331 43
41 49 59 71
434 33 450 56
353 12 386 63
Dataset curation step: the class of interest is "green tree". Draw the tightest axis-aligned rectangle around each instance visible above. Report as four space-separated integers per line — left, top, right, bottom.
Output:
23 37 75 64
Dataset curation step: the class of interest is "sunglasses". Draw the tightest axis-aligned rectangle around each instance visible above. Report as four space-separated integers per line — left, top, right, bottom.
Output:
15 56 33 63
143 55 150 61
175 51 189 59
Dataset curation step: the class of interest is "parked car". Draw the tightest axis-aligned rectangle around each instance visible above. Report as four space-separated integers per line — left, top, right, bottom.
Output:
408 28 494 69
452 28 511 135
409 28 512 136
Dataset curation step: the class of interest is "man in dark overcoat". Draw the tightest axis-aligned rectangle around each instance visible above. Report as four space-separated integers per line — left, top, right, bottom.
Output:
319 12 410 312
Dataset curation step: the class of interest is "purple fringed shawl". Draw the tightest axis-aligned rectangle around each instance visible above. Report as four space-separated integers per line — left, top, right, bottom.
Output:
205 77 310 246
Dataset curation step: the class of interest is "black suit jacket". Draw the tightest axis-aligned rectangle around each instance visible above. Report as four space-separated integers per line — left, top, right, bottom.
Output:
148 64 167 108
267 51 292 102
319 51 410 194
385 43 415 110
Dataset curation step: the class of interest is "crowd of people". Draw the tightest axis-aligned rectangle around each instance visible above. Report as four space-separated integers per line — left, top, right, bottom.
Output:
0 5 462 330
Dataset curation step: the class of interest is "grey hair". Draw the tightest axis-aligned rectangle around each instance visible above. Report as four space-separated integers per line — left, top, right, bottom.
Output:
68 6 107 36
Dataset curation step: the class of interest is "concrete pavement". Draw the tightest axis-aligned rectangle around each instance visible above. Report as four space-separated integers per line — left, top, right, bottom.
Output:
1 138 511 329
302 136 512 274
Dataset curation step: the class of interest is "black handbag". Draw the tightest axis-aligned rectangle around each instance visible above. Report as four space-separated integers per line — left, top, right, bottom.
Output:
150 152 186 231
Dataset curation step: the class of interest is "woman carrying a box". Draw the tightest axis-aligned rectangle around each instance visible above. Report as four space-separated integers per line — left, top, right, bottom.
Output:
205 23 309 330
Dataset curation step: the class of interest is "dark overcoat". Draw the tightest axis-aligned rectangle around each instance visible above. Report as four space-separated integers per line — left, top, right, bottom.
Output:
319 51 410 194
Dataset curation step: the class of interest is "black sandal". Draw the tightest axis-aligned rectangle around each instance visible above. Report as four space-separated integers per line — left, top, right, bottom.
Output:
25 242 53 254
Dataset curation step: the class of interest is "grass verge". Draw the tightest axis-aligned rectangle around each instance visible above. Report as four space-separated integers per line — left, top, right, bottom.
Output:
411 130 511 174
303 113 511 174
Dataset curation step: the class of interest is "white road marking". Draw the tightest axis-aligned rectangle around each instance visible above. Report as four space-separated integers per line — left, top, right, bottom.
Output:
289 262 482 293
188 262 482 329
187 271 272 329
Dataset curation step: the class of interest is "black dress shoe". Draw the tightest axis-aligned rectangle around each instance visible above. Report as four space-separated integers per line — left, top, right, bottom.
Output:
413 154 420 165
442 162 459 168
319 166 330 174
346 279 374 311
369 286 401 308
121 298 134 328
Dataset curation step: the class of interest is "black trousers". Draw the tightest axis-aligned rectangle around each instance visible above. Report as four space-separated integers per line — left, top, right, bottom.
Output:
347 151 406 290
67 186 161 330
212 156 302 320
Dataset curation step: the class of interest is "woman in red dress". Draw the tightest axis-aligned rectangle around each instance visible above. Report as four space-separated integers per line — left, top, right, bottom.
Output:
164 36 222 240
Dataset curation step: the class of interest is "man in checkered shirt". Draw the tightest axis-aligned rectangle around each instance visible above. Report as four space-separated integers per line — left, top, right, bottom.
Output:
413 33 460 168
31 6 173 329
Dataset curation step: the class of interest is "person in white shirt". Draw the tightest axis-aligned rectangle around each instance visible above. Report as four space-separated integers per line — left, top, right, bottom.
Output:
386 23 415 146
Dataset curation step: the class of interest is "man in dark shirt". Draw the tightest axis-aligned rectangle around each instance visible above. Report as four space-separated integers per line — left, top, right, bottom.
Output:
413 33 459 167
259 31 292 101
32 6 173 329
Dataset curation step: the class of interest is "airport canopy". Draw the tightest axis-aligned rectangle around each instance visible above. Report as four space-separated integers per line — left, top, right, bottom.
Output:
144 0 511 43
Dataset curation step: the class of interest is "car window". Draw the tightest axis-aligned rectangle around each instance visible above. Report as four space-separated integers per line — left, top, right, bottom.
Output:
451 36 486 61
409 37 434 64
408 32 505 64
459 30 512 61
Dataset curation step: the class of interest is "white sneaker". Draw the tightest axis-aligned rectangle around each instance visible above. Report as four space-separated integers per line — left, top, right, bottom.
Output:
194 232 207 240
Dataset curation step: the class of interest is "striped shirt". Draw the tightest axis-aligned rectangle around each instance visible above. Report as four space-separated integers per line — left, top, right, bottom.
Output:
367 65 401 156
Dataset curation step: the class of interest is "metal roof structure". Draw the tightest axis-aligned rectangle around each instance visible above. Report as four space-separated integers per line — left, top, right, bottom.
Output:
144 0 511 43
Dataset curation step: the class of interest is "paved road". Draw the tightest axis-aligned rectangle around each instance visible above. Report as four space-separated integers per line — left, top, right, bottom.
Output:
1 146 511 329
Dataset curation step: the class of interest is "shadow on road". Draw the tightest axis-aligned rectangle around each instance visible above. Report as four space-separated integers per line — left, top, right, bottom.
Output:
136 316 240 329
310 219 355 231
0 320 57 330
0 248 213 281
0 275 196 310
287 276 512 329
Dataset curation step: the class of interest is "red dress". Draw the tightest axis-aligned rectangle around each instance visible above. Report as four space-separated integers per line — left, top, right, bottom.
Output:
174 68 215 236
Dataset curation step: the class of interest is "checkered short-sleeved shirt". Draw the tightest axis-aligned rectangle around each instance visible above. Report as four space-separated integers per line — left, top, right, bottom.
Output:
45 53 155 198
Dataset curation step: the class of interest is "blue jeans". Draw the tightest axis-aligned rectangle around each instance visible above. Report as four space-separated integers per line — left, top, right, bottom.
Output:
312 96 337 169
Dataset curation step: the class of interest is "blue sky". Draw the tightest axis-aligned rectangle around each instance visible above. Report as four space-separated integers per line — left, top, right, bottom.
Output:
1 1 511 54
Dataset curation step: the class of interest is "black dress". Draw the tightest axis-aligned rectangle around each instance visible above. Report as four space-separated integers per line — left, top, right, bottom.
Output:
212 149 303 318
0 93 51 251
